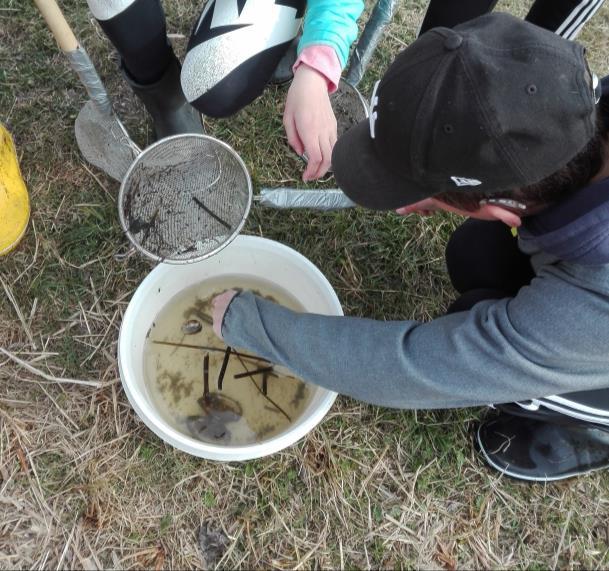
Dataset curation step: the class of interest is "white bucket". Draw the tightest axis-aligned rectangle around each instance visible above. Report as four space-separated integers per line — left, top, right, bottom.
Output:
118 235 342 461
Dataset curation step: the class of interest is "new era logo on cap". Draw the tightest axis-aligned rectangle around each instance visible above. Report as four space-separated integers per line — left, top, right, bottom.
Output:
450 176 482 187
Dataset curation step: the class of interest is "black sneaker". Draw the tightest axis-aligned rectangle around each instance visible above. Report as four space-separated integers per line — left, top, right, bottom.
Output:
477 412 609 482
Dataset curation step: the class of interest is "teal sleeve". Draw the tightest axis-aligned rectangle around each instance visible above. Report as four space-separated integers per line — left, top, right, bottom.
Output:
298 0 365 69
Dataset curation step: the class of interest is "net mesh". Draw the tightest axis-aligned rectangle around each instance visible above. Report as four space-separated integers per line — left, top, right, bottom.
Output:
119 135 251 264
333 80 369 138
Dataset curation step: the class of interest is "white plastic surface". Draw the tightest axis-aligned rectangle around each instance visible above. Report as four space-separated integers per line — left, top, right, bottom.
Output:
118 236 342 461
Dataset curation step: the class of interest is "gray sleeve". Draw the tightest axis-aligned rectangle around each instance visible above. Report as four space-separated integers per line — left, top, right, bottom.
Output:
222 272 609 409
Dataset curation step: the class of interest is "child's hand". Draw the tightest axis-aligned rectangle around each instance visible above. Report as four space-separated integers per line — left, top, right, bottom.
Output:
283 64 337 181
396 198 442 217
211 290 239 340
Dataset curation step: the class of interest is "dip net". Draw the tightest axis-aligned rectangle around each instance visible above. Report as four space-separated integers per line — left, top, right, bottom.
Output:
118 134 252 264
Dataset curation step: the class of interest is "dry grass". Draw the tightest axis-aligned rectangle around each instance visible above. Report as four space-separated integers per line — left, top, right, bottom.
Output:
2 0 609 568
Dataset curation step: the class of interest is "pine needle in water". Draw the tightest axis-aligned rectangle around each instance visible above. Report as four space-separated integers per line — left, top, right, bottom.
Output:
203 354 209 397
234 354 290 422
233 366 274 380
217 347 231 391
152 340 269 364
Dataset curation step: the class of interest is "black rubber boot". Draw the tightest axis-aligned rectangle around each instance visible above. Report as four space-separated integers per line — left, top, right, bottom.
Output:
124 54 204 140
477 411 609 482
269 33 301 85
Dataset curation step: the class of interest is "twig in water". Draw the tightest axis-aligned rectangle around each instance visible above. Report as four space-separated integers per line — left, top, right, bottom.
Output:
192 196 231 229
233 366 274 380
203 354 209 397
217 347 231 391
152 340 270 364
234 354 291 422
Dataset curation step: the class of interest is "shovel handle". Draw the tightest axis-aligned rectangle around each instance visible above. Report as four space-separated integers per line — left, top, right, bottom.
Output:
33 0 78 53
33 0 113 116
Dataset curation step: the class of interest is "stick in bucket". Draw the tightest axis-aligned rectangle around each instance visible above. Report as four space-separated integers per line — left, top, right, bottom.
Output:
34 0 139 181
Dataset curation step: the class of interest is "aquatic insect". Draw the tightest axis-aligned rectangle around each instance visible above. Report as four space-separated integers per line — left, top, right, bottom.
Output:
233 353 291 422
181 319 202 335
233 366 274 380
197 392 242 417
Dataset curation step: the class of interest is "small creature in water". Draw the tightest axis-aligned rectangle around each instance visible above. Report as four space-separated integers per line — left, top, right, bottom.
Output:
187 412 234 442
181 319 202 335
290 381 307 407
198 392 242 417
186 392 243 442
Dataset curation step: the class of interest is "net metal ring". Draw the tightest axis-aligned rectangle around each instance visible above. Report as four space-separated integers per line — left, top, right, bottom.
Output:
118 134 253 265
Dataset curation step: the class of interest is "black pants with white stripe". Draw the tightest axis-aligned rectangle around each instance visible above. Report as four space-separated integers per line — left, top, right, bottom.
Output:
446 220 609 426
420 0 605 39
89 0 604 118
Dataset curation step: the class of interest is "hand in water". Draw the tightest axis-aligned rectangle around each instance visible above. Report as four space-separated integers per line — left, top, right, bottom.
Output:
211 289 239 339
284 64 337 182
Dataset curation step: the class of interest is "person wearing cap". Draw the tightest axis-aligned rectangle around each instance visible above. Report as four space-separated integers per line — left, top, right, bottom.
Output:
211 12 609 482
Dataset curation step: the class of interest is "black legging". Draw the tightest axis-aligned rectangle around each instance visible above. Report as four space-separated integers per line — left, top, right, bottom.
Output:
420 0 606 38
446 220 609 423
444 219 535 314
87 0 304 117
88 0 605 116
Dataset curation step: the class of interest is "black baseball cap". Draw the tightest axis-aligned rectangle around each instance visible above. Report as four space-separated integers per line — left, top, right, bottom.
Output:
332 12 597 210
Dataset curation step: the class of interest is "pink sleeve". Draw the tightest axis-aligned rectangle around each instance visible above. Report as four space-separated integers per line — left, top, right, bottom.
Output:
293 45 342 94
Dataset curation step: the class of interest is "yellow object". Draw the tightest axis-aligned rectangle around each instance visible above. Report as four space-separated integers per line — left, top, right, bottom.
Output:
0 124 30 255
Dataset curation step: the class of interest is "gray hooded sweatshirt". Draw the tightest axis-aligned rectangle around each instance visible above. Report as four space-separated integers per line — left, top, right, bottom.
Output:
222 177 609 409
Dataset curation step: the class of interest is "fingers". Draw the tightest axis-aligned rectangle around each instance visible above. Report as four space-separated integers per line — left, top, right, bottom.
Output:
283 113 304 156
300 128 322 182
283 67 338 182
396 198 438 216
211 290 238 340
317 135 333 179
315 110 338 180
301 133 335 181
396 206 415 216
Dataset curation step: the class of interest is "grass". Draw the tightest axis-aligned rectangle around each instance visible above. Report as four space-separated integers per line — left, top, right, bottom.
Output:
2 0 609 568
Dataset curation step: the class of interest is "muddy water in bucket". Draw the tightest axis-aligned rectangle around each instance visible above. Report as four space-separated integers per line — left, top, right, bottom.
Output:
143 276 312 445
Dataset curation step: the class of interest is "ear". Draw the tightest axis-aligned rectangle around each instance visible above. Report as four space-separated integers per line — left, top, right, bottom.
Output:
477 203 523 227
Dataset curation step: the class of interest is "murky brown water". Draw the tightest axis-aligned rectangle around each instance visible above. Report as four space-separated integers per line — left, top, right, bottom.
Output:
143 276 312 445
